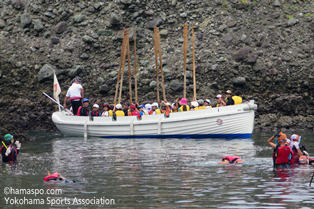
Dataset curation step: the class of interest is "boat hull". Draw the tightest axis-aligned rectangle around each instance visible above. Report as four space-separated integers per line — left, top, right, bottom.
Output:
52 101 257 139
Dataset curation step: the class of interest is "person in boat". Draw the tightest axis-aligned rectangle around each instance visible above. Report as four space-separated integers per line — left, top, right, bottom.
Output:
128 104 140 116
233 91 243 105
114 104 125 116
149 102 161 115
91 104 101 116
123 102 130 116
1 134 21 163
216 94 226 107
204 99 212 108
225 90 235 106
137 104 147 115
64 76 84 115
179 98 190 112
77 98 89 116
145 103 152 114
101 104 113 117
218 156 243 164
289 134 307 166
196 99 206 110
162 101 172 115
172 98 179 112
190 101 198 111
268 132 293 168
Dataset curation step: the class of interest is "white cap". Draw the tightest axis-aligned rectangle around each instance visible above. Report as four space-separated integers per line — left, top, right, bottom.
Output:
191 101 199 107
116 104 122 109
291 134 301 141
165 102 171 106
145 104 152 111
216 94 222 98
93 104 99 108
152 102 159 108
205 99 211 104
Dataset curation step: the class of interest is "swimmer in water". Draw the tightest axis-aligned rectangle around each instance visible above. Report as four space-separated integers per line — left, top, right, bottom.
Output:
218 156 244 164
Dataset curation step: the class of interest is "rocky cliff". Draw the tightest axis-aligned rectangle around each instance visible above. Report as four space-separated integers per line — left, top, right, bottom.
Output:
0 0 313 139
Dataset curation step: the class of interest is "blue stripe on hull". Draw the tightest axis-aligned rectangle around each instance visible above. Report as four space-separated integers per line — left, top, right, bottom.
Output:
100 133 252 139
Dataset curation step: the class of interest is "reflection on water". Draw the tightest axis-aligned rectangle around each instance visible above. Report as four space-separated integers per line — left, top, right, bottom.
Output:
1 133 314 208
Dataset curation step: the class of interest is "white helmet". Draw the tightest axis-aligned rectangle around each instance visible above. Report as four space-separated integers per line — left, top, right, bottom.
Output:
152 102 159 108
116 104 122 109
145 104 152 111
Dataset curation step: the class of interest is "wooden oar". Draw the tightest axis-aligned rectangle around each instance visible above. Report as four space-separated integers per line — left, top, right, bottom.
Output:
118 29 128 104
183 24 188 98
192 23 197 101
134 30 138 104
127 35 132 105
157 28 166 102
153 27 160 103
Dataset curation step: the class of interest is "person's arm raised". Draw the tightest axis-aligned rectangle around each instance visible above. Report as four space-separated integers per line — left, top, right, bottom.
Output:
267 135 276 148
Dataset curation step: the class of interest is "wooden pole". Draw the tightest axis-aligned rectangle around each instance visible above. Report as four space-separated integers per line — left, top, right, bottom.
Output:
153 27 160 103
127 34 132 105
156 28 166 102
134 30 138 104
114 29 127 105
118 29 128 104
183 24 188 98
192 24 197 101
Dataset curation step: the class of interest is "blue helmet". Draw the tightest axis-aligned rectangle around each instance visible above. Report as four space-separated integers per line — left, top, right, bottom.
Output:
82 98 89 103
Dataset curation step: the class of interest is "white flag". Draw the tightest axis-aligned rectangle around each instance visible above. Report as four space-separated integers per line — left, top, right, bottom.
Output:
53 73 61 111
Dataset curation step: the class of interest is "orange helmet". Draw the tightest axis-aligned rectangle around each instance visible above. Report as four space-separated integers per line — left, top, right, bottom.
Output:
278 132 287 142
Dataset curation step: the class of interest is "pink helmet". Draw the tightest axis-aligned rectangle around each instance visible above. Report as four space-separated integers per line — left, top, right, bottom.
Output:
180 98 188 105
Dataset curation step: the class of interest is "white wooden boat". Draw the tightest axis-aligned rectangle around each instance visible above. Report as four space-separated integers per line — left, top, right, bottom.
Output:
52 100 257 139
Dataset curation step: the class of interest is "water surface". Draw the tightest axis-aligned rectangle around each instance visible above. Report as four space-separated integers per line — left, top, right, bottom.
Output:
1 132 314 208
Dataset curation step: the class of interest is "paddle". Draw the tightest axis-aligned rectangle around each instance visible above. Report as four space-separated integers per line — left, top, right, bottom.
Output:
2 141 8 150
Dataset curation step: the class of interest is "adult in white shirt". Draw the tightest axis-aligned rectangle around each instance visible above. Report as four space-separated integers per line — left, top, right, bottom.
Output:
64 76 84 115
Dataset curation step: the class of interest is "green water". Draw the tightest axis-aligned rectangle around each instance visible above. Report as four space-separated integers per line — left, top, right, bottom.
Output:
0 132 314 208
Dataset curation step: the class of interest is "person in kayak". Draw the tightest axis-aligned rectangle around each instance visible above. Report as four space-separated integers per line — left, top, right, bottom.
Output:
268 132 293 168
77 98 89 116
218 156 243 164
64 76 84 115
1 134 21 163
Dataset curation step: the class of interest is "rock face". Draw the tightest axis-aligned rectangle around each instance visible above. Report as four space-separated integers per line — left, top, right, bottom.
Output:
0 0 314 137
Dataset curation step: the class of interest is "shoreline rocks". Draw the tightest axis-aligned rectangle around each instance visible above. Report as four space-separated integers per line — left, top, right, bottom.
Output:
1 0 314 139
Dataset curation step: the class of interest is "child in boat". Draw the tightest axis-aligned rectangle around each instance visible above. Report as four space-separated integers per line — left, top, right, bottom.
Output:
101 104 113 117
218 156 243 164
128 104 139 116
149 103 161 115
190 101 198 111
91 104 101 116
179 98 190 112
